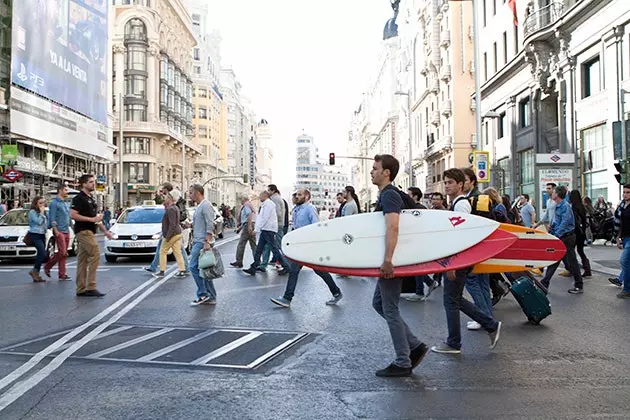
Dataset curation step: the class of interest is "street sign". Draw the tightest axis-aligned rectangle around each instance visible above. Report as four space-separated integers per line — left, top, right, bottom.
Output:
473 151 490 182
3 168 23 183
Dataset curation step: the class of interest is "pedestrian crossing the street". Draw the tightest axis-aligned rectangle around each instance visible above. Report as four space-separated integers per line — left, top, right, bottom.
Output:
0 324 310 370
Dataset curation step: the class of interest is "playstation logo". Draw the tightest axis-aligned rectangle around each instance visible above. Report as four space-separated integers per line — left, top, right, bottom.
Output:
17 63 27 82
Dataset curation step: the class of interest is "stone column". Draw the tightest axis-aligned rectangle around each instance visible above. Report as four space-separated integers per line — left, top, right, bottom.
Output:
147 43 160 122
113 44 125 114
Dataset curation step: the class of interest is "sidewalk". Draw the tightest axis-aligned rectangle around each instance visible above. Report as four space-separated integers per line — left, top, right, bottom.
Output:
585 241 621 276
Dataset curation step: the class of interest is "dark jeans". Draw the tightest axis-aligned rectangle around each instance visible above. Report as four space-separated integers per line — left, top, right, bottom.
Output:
443 269 499 350
249 230 289 270
541 233 583 290
30 232 47 273
283 261 340 301
575 235 591 274
414 275 434 295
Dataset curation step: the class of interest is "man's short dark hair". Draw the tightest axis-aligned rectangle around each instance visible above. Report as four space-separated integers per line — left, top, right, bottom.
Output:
546 182 557 188
407 187 423 201
162 182 174 192
57 183 67 193
78 174 93 186
432 192 444 200
374 154 400 182
624 184 630 190
555 185 568 199
522 194 530 201
268 184 279 193
336 192 343 197
443 168 465 185
462 168 477 186
190 183 204 195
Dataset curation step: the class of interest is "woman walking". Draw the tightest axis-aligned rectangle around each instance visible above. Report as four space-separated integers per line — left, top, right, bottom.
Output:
569 190 592 278
153 189 187 278
28 196 48 283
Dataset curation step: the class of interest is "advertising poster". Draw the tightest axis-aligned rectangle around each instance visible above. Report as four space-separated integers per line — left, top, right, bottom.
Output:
11 0 108 124
539 168 572 210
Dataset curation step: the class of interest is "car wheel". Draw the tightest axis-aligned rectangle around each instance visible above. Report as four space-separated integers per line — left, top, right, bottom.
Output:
105 255 117 263
69 238 77 257
46 238 56 261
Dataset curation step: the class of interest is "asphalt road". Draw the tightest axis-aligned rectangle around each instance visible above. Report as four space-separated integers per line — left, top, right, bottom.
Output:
0 233 629 419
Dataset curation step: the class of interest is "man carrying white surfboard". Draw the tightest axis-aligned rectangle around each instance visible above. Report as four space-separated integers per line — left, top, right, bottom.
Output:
270 189 343 308
370 154 429 378
431 168 502 355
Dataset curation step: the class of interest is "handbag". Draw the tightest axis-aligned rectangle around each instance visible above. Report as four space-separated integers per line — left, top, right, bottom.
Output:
201 248 224 279
198 248 216 269
23 232 33 246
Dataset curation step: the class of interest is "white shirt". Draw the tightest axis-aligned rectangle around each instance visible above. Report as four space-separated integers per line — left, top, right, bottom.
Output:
452 195 472 214
255 199 278 233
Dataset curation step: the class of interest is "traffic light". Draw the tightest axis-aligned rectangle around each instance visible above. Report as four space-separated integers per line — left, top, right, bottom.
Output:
614 160 628 184
329 153 335 165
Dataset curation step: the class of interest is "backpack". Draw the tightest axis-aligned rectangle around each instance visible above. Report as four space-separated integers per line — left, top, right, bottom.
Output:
176 198 188 223
375 185 416 211
453 194 497 220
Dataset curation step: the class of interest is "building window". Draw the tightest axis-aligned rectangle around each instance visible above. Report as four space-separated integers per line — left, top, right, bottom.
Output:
126 74 146 98
519 97 530 128
483 52 488 81
497 157 511 195
124 19 147 121
482 0 487 26
498 112 506 138
582 56 601 98
198 89 207 98
192 13 200 27
492 0 497 15
519 149 535 197
199 126 208 137
198 107 207 119
126 162 150 184
193 48 200 61
125 103 146 121
502 31 508 64
124 137 150 155
194 66 201 74
493 42 498 73
484 121 489 145
514 25 519 54
582 124 609 199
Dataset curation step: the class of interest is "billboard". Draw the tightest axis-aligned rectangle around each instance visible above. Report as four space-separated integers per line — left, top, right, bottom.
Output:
11 0 108 124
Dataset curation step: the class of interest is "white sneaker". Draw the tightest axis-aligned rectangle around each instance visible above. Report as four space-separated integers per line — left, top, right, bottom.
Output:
467 321 482 331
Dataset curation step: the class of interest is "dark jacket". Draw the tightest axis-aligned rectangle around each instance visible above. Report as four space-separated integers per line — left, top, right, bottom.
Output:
162 205 182 240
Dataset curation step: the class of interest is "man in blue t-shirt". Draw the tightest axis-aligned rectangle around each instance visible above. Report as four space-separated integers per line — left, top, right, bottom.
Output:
370 154 428 378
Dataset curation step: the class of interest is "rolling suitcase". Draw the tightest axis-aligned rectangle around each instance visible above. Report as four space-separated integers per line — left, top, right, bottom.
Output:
501 273 552 325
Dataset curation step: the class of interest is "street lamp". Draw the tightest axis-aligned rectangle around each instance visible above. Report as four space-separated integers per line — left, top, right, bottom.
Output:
394 90 414 186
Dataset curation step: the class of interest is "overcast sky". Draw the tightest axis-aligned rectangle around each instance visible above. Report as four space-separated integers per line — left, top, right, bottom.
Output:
205 0 392 192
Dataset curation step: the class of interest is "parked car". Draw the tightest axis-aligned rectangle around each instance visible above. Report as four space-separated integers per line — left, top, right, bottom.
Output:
104 204 165 263
0 208 77 261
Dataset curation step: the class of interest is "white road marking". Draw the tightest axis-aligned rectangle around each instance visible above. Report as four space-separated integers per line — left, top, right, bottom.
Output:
0 269 17 273
191 332 262 365
136 330 219 362
52 326 134 353
85 328 175 359
0 235 238 412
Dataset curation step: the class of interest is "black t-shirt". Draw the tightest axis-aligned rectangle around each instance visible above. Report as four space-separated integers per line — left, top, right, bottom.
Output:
375 184 404 214
621 204 630 239
71 191 98 234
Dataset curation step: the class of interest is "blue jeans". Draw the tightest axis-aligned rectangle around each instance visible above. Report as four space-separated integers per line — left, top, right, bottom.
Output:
261 230 285 268
465 273 493 318
283 260 340 301
443 269 499 350
30 233 47 273
373 278 422 368
622 238 630 292
414 275 435 295
250 230 289 270
149 236 189 271
189 242 216 300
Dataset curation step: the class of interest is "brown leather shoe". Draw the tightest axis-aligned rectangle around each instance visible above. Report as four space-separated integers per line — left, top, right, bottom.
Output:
29 271 46 283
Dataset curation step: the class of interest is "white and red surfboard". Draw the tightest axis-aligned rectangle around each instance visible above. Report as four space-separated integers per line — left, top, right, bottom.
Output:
281 209 500 269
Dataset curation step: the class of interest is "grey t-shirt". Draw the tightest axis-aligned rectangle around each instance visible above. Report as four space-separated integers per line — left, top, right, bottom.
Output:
342 200 358 216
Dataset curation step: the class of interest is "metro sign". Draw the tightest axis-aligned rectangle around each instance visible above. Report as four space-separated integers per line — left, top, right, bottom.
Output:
3 168 23 183
550 154 561 163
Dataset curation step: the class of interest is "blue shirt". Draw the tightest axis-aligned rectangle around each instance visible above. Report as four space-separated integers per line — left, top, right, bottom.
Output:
28 210 48 234
291 203 319 230
519 202 535 228
48 197 70 233
550 200 575 238
240 203 253 225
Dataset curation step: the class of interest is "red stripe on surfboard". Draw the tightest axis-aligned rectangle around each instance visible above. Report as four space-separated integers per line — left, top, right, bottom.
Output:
488 237 567 261
292 228 518 277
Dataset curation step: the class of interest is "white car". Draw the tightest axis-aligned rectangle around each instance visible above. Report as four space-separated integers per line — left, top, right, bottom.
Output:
0 208 77 260
104 204 165 263
183 205 224 252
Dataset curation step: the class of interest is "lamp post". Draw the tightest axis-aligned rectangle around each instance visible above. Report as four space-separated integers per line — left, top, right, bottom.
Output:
394 90 414 186
118 93 124 208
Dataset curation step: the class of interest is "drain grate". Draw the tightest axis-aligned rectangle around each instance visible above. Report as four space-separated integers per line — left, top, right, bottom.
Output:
0 324 310 370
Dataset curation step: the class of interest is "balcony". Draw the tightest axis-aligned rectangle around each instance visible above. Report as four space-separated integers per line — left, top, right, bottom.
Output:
431 111 441 126
523 1 565 39
440 65 451 82
440 30 451 48
441 100 452 117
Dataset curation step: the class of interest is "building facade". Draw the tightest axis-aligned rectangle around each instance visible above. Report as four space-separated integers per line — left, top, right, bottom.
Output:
111 0 200 206
254 119 273 189
478 0 627 211
186 0 227 203
1 0 113 208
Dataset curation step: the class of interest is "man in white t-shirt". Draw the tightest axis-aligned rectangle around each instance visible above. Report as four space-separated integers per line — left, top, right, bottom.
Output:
431 168 502 355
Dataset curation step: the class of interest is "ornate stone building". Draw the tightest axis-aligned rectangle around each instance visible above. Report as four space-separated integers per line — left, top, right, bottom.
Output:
111 0 200 205
478 0 628 208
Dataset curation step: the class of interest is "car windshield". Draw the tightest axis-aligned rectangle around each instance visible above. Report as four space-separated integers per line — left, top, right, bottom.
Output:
118 208 164 224
0 210 29 226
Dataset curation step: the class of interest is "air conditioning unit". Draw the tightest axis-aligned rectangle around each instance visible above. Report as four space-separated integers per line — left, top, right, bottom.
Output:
470 97 477 111
470 133 477 147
